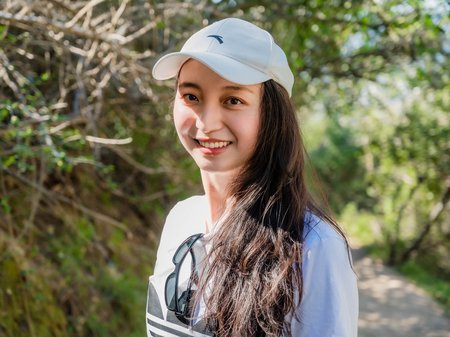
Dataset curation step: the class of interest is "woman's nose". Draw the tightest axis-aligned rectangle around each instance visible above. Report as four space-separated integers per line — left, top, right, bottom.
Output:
195 104 222 133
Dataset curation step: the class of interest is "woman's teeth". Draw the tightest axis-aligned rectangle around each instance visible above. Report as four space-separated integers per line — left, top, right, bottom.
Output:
198 140 231 148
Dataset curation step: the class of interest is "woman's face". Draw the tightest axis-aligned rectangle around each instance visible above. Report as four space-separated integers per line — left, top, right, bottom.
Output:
173 60 262 175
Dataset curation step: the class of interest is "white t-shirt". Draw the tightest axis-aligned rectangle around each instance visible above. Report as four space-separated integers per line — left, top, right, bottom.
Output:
146 195 358 337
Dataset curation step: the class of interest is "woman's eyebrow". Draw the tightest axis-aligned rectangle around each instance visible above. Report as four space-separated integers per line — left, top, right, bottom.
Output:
222 85 255 94
178 82 201 90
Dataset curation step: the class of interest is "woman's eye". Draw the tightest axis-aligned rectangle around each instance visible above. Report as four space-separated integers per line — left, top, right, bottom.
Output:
226 97 242 105
183 94 198 102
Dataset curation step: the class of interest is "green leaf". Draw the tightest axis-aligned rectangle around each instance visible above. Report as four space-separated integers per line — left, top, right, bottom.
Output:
1 155 16 168
40 72 50 81
0 197 12 214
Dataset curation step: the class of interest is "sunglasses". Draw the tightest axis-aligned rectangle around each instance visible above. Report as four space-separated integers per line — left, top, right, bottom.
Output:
165 233 204 324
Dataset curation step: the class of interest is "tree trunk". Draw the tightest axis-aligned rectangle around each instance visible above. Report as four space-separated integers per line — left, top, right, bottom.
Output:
399 186 450 264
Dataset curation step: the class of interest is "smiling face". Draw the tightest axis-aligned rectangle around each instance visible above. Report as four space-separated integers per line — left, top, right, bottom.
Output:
173 60 262 176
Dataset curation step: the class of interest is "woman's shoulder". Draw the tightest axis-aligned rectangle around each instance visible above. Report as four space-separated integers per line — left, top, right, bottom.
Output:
168 194 206 217
293 212 358 337
302 212 348 252
163 195 207 229
159 195 207 242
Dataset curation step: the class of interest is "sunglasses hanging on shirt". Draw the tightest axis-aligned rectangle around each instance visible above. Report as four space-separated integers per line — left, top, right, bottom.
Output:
165 233 204 324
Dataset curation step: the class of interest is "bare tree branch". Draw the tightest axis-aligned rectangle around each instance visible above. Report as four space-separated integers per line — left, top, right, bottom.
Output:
65 0 105 29
4 168 129 231
104 145 171 176
399 184 450 264
0 10 125 44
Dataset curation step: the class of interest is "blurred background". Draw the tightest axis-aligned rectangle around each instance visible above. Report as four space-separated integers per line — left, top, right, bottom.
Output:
0 0 448 336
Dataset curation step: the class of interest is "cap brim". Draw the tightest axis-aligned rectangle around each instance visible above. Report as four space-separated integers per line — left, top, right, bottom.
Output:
152 51 271 86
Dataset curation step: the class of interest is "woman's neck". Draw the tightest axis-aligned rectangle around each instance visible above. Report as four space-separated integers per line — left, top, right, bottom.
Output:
200 170 235 233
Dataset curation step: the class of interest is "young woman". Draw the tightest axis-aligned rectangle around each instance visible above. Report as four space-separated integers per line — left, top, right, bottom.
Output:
147 18 358 337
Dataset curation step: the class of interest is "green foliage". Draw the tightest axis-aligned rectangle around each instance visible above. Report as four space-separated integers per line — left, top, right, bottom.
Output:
0 250 68 337
339 203 378 247
362 82 449 264
398 260 450 315
1 207 151 337
310 114 368 210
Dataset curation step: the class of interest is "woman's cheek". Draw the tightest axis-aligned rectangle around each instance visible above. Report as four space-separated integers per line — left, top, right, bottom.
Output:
173 107 194 149
173 102 187 131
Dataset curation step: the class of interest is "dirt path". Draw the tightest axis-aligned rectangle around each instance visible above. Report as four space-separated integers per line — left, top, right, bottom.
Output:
353 248 450 337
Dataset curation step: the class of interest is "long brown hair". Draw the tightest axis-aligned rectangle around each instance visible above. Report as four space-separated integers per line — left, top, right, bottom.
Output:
196 80 347 337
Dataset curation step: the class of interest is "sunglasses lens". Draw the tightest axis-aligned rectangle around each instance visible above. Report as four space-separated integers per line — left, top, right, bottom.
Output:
178 289 193 314
173 243 189 264
165 273 177 310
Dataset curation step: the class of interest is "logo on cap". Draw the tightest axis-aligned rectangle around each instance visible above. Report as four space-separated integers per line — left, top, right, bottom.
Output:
207 35 224 44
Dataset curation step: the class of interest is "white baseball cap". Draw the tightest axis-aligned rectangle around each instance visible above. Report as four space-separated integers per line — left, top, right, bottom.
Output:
152 18 294 97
